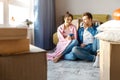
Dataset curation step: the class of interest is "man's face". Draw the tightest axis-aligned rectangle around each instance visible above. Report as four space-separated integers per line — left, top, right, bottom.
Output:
82 16 92 27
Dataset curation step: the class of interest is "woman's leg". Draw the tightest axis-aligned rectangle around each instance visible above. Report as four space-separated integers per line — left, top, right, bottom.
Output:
52 39 78 62
62 39 78 55
62 39 78 60
72 46 95 61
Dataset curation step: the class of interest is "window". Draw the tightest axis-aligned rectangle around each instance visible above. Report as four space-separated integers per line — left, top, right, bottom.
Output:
0 0 33 27
0 2 3 24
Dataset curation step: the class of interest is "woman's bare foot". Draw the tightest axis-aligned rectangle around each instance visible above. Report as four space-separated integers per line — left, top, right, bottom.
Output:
52 54 63 63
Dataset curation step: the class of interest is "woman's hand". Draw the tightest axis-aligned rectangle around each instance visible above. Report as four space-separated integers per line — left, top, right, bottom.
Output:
65 35 73 40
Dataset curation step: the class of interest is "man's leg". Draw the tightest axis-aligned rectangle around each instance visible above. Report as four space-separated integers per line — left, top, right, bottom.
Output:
72 46 95 61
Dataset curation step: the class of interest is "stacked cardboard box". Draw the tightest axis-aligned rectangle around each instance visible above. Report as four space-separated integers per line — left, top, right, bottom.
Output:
0 27 29 55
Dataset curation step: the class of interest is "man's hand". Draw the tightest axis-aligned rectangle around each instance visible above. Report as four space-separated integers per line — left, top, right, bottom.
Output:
80 43 86 48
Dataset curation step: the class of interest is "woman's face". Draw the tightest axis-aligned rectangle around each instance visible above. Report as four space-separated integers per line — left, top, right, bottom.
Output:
64 17 72 26
82 16 92 27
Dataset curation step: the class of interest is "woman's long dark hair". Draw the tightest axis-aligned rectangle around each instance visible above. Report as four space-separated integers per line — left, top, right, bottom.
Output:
64 11 73 20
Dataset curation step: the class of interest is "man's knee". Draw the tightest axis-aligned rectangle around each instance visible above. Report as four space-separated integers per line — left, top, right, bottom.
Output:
64 53 76 60
72 46 79 52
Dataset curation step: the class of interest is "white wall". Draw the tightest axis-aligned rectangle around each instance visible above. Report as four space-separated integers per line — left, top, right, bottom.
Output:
55 0 120 26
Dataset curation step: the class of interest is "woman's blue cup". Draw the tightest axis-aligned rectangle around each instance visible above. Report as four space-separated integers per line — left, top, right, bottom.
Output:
69 33 74 37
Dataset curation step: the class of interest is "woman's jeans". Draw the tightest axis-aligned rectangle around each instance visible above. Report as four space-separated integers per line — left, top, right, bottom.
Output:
62 39 78 60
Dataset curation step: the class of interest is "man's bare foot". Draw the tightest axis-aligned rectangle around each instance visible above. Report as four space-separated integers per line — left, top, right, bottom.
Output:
52 54 62 63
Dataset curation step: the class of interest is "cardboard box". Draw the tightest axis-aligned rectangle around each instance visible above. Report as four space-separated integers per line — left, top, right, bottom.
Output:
0 27 27 40
100 40 120 80
0 39 29 55
0 45 47 80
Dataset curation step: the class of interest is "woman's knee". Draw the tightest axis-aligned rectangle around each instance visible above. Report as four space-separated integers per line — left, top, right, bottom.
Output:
72 39 78 45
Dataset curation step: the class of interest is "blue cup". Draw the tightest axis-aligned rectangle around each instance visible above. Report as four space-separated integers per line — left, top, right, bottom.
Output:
69 33 74 37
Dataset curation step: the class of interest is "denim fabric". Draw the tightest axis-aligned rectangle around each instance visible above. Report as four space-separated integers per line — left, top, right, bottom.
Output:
72 46 95 61
74 24 99 61
77 26 97 44
62 39 78 60
64 52 77 60
92 38 100 55
62 39 97 61
61 29 99 61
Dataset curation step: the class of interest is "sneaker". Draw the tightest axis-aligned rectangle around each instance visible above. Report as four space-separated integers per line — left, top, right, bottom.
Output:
93 55 99 68
93 55 96 62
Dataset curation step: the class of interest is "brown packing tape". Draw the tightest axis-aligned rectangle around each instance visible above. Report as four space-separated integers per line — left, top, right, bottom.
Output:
0 27 27 40
0 39 29 55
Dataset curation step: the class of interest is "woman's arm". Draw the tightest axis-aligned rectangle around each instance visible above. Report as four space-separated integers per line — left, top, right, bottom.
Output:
57 25 70 42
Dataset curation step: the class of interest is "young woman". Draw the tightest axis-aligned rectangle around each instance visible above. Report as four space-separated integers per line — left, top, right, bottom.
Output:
47 12 78 62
